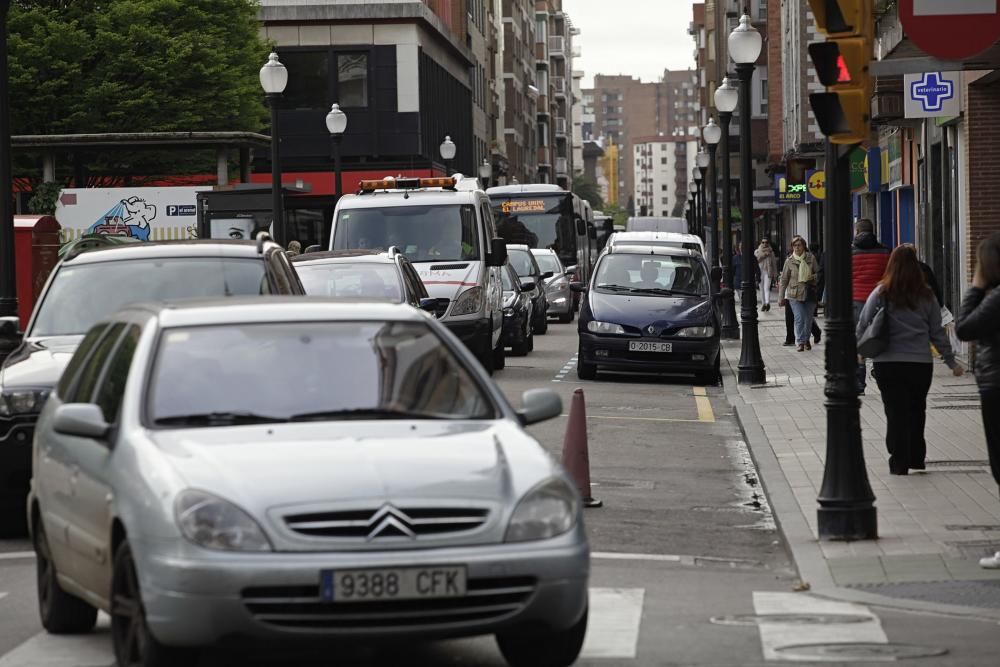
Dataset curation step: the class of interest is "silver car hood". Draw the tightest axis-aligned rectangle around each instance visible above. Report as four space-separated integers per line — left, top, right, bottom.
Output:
149 420 555 511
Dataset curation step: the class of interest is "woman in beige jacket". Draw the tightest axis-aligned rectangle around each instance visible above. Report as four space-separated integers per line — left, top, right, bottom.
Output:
778 236 821 351
754 239 778 311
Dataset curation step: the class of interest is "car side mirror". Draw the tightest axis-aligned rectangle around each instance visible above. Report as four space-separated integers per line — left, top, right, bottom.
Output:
489 238 508 267
520 281 536 292
53 404 109 441
517 389 563 426
575 217 587 236
541 271 554 280
0 316 22 344
304 244 322 254
570 282 587 293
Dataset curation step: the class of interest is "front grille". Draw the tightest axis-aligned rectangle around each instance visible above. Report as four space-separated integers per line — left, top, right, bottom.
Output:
241 576 535 631
283 506 490 540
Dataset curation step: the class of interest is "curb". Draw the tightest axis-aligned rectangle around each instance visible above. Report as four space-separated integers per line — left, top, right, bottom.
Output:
719 340 1000 623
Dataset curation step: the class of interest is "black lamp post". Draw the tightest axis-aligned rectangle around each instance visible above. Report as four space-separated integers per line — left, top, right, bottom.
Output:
703 119 722 280
693 168 704 240
696 149 710 256
816 140 878 540
325 103 347 197
0 0 17 326
729 13 765 385
688 181 698 236
440 136 456 176
260 52 288 246
715 76 740 340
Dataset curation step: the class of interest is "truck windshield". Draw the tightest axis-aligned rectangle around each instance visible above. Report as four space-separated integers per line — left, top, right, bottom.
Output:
333 205 480 263
30 258 268 337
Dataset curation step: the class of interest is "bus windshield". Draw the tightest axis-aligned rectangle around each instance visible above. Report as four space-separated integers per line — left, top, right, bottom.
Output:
491 195 576 260
332 205 480 263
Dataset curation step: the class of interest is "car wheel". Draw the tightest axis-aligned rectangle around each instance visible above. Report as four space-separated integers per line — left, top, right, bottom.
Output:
493 336 506 371
112 541 195 667
534 313 549 336
558 309 574 324
512 320 532 357
496 606 588 667
34 516 98 634
527 325 535 352
577 344 597 381
697 353 721 386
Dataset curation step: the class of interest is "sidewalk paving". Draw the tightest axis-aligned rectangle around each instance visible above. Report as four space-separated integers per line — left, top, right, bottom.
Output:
721 302 1000 614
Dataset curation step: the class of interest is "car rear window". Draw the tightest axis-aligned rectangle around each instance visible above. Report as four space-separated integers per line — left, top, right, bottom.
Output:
30 258 268 337
295 262 403 301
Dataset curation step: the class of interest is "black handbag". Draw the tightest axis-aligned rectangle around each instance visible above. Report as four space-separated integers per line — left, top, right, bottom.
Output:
857 296 890 358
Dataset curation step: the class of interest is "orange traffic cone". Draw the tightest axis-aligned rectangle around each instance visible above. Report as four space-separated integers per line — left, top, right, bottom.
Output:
562 388 602 508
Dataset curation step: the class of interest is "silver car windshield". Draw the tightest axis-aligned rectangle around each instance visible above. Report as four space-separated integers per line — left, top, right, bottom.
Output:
595 254 709 296
534 254 562 274
147 321 496 427
333 205 480 263
295 263 403 301
30 258 268 337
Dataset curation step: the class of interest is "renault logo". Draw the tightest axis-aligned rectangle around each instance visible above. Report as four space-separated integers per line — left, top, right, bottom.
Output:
366 504 417 540
647 325 656 335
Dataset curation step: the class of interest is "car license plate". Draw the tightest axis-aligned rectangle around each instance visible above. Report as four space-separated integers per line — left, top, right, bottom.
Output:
629 341 672 353
320 566 467 603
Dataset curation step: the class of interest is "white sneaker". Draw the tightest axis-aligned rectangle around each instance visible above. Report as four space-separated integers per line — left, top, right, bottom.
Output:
979 552 1000 569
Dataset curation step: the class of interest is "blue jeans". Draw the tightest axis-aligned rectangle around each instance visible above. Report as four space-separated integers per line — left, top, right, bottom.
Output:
789 299 816 345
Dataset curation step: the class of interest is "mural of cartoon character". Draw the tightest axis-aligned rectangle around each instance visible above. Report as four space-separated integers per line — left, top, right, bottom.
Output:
87 196 156 240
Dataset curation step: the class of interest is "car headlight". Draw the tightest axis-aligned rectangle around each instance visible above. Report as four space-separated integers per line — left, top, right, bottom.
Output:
674 326 715 338
0 389 51 416
175 489 272 552
451 286 484 316
505 478 579 543
587 320 626 335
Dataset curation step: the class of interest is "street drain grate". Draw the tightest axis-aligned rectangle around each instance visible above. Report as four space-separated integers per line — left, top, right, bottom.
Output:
946 524 1000 531
925 460 990 467
709 613 873 627
774 643 947 661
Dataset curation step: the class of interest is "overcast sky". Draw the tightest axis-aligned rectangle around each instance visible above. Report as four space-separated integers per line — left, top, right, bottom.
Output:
565 0 697 88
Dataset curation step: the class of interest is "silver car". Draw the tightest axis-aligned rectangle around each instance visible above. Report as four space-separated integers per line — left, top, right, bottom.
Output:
530 248 574 323
28 298 589 667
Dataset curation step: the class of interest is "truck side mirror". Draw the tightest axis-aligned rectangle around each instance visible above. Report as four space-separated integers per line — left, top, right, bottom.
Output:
575 217 587 236
489 238 508 267
0 316 22 344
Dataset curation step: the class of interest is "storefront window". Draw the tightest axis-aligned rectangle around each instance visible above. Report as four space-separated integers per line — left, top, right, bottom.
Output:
280 50 329 110
338 54 368 107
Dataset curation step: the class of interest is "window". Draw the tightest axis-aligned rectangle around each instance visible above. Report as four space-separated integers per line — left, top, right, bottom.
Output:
57 324 110 399
662 184 668 191
95 325 141 423
280 50 329 110
333 205 480 263
337 53 368 107
661 157 667 164
66 323 126 404
295 263 404 301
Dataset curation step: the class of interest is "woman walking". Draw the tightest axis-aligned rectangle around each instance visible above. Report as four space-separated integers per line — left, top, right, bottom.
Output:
955 232 1000 568
755 239 778 312
778 236 820 352
857 245 963 476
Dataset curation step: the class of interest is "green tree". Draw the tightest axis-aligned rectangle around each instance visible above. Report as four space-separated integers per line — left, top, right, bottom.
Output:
8 0 270 184
572 175 603 210
600 202 628 228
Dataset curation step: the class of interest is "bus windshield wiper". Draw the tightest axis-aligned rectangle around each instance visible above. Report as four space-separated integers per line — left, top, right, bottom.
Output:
288 408 450 422
153 412 287 427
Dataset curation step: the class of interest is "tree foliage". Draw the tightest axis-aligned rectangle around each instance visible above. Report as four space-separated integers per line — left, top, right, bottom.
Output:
8 0 271 183
600 202 628 228
572 175 603 210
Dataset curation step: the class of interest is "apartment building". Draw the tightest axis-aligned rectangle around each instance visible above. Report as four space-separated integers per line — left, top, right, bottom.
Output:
501 0 538 184
534 0 576 189
633 136 698 218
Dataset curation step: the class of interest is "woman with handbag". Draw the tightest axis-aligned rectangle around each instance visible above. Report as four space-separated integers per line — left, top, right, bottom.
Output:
955 231 1000 568
778 236 820 352
857 245 964 476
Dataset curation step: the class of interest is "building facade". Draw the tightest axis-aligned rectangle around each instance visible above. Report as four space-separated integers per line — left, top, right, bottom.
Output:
535 0 577 189
501 0 538 184
633 136 698 218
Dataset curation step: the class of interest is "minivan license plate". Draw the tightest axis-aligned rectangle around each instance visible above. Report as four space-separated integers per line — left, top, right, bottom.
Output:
320 566 467 602
629 341 672 353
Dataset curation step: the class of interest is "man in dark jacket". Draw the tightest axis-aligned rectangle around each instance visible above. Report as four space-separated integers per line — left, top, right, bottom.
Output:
852 219 890 392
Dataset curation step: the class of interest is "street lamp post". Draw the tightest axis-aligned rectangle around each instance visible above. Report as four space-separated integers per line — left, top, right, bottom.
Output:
693 169 704 240
715 77 740 340
729 13 765 385
703 119 722 289
478 159 493 189
260 52 288 246
440 136 457 176
817 140 878 540
325 103 347 198
696 148 711 260
688 181 698 236
0 0 17 323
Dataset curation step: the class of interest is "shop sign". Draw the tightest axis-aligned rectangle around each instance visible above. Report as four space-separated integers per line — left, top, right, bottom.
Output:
806 170 826 202
880 127 904 190
774 173 807 205
904 72 961 119
849 147 868 193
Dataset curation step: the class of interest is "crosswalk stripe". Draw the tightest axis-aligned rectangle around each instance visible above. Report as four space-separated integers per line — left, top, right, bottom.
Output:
580 587 645 659
752 592 888 662
1 588 646 664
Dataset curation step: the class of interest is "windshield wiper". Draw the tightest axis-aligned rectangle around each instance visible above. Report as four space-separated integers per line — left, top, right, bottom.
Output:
287 408 450 422
597 284 633 292
153 411 287 427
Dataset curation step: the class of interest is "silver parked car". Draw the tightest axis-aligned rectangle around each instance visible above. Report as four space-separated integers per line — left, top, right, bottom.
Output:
28 298 589 667
530 248 574 323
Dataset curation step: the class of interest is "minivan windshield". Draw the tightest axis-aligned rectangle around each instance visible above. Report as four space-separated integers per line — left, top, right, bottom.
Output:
30 258 268 337
333 205 480 263
148 321 495 426
594 254 709 296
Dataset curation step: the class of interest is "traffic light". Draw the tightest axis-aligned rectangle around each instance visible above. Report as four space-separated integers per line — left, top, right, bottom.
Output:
807 0 873 145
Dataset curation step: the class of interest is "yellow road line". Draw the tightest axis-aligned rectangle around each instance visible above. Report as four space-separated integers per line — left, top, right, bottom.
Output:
693 386 716 423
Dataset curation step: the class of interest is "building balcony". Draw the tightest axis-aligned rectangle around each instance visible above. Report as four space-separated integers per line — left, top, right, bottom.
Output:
535 41 548 63
554 117 568 137
552 76 567 98
538 146 552 168
555 157 568 176
548 36 565 58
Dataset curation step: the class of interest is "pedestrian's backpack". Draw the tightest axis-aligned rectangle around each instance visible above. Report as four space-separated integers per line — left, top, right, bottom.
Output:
858 295 890 358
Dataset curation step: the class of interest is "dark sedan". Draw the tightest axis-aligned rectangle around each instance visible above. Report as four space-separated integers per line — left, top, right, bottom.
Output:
573 246 720 385
501 263 534 356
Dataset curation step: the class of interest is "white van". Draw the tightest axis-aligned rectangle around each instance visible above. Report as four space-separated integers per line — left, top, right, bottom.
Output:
625 216 688 234
606 231 705 257
328 175 509 374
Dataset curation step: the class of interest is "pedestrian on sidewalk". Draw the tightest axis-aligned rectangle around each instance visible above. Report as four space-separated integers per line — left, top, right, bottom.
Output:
732 247 743 290
857 245 964 476
754 239 778 312
955 231 1000 568
810 242 826 312
778 236 820 352
852 219 891 394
